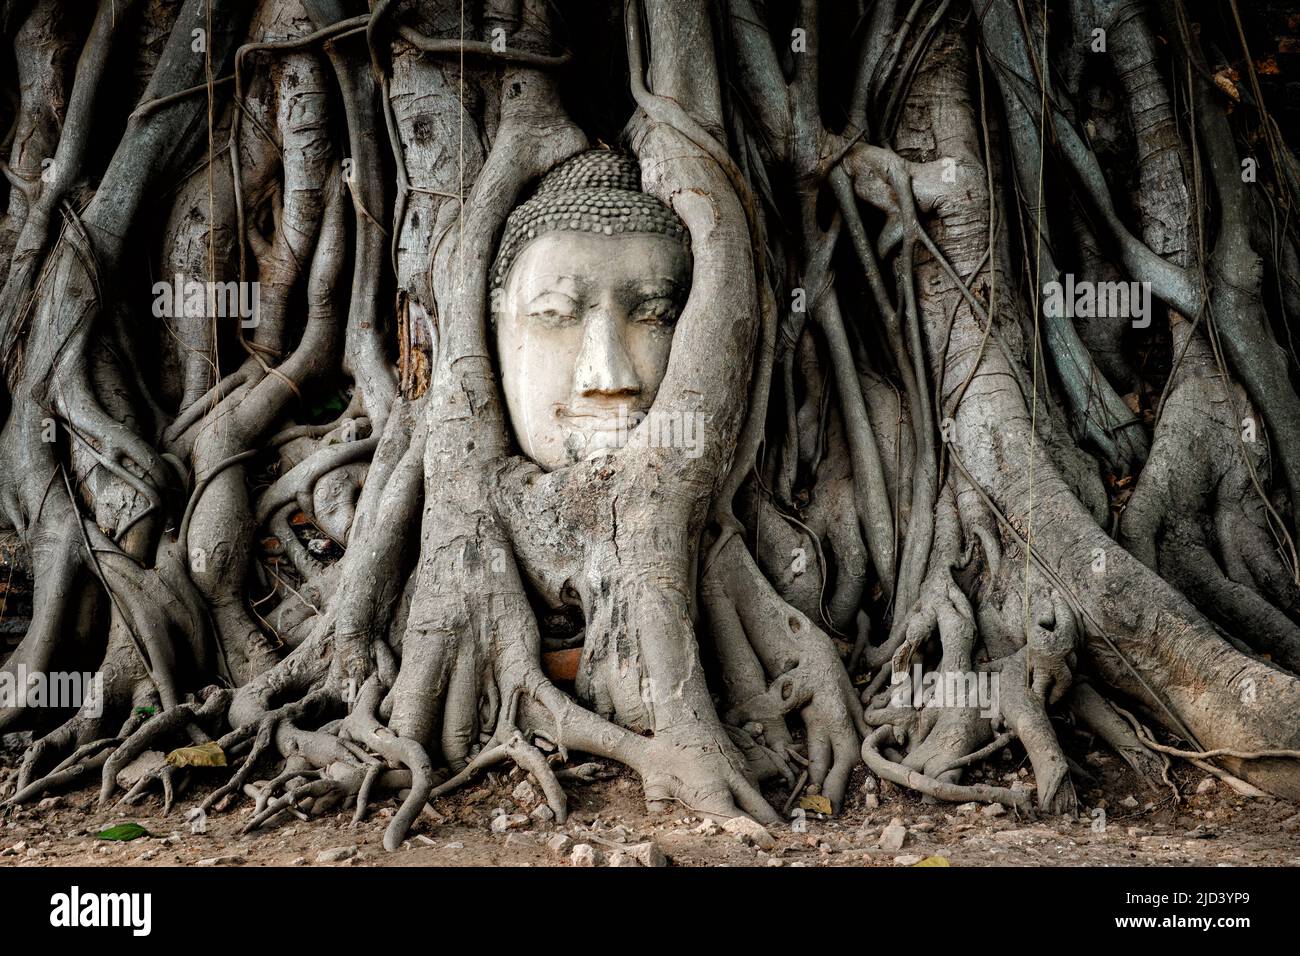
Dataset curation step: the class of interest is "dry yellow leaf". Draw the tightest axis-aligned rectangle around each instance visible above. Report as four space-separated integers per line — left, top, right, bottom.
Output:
798 795 833 815
165 740 227 768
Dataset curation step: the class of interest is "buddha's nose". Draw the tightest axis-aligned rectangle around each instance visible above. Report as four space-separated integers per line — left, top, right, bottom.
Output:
573 308 641 397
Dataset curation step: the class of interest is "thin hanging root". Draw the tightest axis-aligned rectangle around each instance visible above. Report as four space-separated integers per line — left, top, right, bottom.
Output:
1111 704 1288 797
781 769 810 816
863 726 1031 810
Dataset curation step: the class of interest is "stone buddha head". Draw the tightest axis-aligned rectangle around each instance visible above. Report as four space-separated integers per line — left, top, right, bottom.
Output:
490 151 692 471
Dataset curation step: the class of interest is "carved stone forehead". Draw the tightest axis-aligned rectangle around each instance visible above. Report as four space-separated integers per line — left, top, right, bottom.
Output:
490 150 691 295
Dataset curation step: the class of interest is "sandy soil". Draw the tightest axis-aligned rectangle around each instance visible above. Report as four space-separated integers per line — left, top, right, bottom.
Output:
3 731 1300 867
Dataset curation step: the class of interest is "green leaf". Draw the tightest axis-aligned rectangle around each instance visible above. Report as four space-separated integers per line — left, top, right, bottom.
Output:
97 823 153 842
133 706 158 717
165 740 227 768
308 391 348 421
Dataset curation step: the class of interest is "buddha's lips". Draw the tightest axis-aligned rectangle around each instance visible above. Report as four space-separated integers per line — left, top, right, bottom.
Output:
557 406 649 432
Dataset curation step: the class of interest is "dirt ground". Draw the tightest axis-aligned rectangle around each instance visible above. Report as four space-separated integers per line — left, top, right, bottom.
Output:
3 731 1300 868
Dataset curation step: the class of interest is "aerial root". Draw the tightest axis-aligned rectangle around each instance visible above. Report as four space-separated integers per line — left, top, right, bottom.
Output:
862 725 1031 810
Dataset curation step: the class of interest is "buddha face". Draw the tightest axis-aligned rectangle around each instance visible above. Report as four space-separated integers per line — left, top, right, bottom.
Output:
495 230 690 470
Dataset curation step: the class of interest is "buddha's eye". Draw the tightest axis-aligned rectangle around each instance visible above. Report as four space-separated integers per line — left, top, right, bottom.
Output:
524 293 580 327
632 296 680 326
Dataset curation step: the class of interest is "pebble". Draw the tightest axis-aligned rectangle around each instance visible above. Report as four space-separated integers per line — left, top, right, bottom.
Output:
878 819 907 851
316 846 358 864
626 841 667 867
196 855 245 866
570 843 604 867
491 813 530 833
1196 778 1217 795
547 834 574 855
982 803 1007 818
722 817 776 850
893 854 924 866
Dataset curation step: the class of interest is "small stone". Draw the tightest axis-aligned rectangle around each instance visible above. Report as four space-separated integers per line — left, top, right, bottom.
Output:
1196 778 1217 795
36 796 62 811
765 857 785 867
864 794 880 810
512 780 539 808
608 850 639 867
504 832 535 848
879 821 907 852
627 841 667 867
722 816 776 851
956 802 980 814
491 813 530 833
530 804 556 824
291 857 308 866
893 854 924 866
861 776 878 793
546 833 574 856
982 803 1007 818
196 854 245 866
445 841 465 849
316 846 358 864
607 824 633 844
570 843 604 867
1121 795 1140 809
692 820 722 836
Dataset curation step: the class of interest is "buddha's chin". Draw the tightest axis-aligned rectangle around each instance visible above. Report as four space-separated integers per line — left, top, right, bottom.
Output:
550 418 637 464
